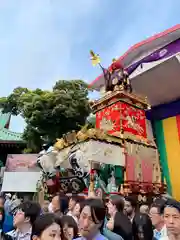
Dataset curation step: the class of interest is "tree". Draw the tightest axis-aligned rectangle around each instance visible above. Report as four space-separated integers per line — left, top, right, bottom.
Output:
0 80 90 152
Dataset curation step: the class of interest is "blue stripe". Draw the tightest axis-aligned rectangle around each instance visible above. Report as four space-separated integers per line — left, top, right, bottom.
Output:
146 98 180 120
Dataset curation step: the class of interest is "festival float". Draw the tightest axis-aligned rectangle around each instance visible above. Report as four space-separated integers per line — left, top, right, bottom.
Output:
36 51 167 204
90 25 180 200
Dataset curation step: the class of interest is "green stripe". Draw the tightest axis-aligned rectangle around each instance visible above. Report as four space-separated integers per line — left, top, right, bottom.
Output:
153 120 172 195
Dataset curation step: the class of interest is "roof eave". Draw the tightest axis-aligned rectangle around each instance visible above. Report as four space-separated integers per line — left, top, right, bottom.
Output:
90 24 180 90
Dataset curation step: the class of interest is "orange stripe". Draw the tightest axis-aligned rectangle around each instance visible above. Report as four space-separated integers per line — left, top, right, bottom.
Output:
176 115 180 143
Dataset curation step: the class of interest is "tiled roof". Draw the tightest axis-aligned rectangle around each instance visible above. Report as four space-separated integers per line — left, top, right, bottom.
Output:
0 128 23 141
0 110 23 142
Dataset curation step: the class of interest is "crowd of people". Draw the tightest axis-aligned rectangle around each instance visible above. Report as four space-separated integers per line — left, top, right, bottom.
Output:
0 192 179 240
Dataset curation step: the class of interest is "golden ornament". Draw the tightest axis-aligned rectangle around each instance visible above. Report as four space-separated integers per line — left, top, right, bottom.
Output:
87 128 97 138
54 138 65 150
76 131 88 141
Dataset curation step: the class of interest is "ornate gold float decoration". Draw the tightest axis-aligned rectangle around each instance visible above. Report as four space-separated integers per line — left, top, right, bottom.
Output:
54 127 124 151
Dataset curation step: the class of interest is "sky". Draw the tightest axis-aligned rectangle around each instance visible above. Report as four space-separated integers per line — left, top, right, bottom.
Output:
0 0 179 132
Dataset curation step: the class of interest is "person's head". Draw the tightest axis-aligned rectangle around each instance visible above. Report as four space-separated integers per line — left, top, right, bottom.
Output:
68 197 77 211
140 204 149 215
149 200 165 228
163 199 180 236
42 200 50 213
79 198 106 238
124 196 137 217
0 197 4 208
107 195 124 217
51 195 60 213
32 213 62 240
132 213 153 240
72 201 82 218
61 215 78 240
13 201 41 228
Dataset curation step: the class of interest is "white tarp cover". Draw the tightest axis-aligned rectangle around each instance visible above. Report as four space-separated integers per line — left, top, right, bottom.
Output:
56 139 125 169
1 172 41 192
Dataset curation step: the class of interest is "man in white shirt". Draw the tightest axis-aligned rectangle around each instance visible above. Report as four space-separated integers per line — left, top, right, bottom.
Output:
149 200 167 239
160 199 180 240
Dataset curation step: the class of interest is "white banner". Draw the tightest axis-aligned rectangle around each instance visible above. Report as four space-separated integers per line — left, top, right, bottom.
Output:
56 140 125 170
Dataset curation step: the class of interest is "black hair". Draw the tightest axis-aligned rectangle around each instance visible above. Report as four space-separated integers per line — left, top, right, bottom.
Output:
164 199 180 213
82 198 106 227
73 200 83 213
70 196 78 202
109 195 124 212
19 201 41 225
113 211 133 240
125 195 137 209
132 213 153 240
150 198 166 215
32 213 63 238
61 215 78 239
0 207 5 229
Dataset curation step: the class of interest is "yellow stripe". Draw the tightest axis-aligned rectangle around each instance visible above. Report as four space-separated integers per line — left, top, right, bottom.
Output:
163 116 180 200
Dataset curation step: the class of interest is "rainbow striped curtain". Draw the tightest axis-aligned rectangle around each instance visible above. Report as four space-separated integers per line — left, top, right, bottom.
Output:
153 115 180 200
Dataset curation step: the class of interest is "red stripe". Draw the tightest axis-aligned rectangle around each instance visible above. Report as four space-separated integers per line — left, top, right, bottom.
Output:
90 24 180 87
176 115 180 143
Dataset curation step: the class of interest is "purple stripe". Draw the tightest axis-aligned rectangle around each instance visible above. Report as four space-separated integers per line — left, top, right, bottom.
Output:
127 38 180 75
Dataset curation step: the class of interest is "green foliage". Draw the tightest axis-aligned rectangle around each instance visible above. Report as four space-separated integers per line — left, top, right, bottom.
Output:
0 80 90 152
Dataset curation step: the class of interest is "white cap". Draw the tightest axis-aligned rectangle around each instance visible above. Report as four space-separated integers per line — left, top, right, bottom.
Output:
5 193 11 198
